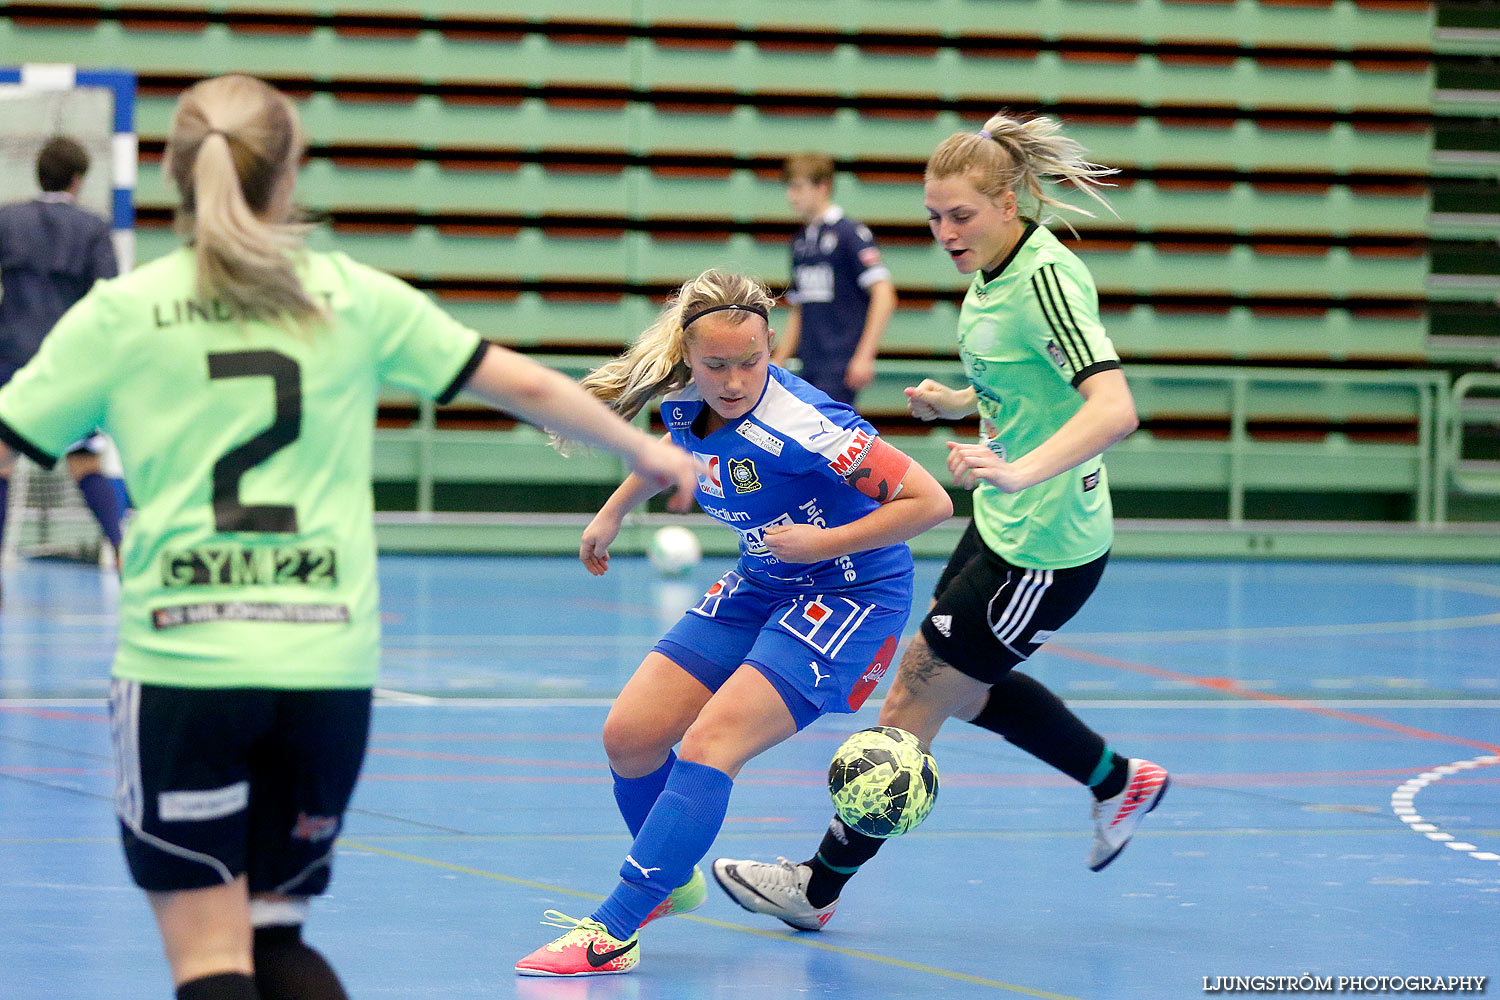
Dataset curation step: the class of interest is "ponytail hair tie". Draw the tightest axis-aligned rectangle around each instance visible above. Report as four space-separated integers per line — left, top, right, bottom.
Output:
978 129 993 140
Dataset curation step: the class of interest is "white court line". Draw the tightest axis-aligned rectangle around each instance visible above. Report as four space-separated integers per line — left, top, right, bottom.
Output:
1390 754 1500 867
1389 572 1500 601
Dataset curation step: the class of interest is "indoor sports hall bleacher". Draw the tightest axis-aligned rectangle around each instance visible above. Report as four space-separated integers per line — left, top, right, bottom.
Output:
4 0 1497 558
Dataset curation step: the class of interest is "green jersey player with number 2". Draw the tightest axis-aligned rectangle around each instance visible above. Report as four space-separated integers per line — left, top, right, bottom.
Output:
0 74 697 1000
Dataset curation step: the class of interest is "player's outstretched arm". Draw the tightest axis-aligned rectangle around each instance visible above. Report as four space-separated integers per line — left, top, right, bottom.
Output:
904 378 977 421
462 344 698 512
580 435 685 576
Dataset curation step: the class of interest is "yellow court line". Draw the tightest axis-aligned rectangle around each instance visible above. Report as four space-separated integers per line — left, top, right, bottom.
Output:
340 838 1084 999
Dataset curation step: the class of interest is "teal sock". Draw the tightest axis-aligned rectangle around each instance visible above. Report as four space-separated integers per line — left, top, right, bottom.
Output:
1090 750 1128 801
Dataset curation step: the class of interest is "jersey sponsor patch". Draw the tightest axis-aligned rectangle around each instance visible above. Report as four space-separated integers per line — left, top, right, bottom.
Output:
858 246 883 267
844 437 912 503
700 500 751 523
846 633 899 711
292 812 341 842
1046 340 1068 368
826 428 875 478
1082 470 1100 492
727 457 761 493
157 781 249 822
735 420 784 456
694 452 723 497
161 544 338 588
793 262 835 303
151 602 351 629
739 512 795 557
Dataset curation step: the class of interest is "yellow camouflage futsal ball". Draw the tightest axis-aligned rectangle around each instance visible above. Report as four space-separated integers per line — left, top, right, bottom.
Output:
828 726 939 838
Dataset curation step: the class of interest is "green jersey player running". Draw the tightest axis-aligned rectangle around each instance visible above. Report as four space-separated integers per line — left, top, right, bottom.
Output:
714 111 1169 931
0 75 698 1000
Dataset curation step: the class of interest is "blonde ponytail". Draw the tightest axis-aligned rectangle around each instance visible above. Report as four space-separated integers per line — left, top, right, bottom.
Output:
927 112 1117 226
165 75 322 329
580 269 775 422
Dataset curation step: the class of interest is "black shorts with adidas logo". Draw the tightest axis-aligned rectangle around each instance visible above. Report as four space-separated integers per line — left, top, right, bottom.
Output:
918 521 1108 684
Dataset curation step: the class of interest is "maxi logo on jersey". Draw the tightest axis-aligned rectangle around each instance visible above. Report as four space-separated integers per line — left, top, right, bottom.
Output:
825 428 875 478
693 452 723 497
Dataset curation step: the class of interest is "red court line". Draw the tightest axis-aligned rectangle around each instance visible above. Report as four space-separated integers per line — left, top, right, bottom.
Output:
366 747 601 768
1044 643 1500 754
0 706 109 723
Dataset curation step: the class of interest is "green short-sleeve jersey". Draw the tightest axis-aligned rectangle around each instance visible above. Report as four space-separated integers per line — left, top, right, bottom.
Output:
0 247 485 688
958 223 1120 569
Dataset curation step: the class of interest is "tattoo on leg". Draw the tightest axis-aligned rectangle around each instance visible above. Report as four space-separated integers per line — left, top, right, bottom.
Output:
896 637 946 690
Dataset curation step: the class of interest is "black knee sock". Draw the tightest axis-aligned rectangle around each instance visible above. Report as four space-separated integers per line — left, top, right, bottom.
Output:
176 973 259 1000
252 925 348 1000
969 671 1127 800
803 816 885 908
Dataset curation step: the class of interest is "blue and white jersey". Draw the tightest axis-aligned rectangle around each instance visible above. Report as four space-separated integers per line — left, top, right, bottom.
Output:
661 366 913 593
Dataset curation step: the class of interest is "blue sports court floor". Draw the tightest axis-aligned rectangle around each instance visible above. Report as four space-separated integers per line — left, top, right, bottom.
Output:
2 553 1497 999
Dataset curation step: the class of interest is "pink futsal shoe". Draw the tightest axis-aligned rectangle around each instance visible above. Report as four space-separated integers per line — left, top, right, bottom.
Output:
515 911 639 977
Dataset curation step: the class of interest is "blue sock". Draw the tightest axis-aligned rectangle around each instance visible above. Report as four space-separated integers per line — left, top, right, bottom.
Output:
591 759 732 940
0 477 8 552
75 473 122 550
612 750 676 837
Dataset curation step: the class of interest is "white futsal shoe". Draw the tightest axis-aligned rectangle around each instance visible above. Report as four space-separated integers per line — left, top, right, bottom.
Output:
1089 757 1169 871
711 856 838 931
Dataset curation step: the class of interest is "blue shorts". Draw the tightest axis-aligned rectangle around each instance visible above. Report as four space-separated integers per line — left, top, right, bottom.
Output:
655 568 913 730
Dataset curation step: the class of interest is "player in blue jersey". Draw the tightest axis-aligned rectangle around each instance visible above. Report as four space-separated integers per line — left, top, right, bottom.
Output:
715 112 1169 933
515 269 952 977
774 153 897 407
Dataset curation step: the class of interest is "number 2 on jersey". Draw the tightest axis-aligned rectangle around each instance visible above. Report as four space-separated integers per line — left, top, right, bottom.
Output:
206 350 302 533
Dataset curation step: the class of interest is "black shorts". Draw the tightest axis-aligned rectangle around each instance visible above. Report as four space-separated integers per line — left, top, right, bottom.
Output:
918 521 1108 684
108 680 371 894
